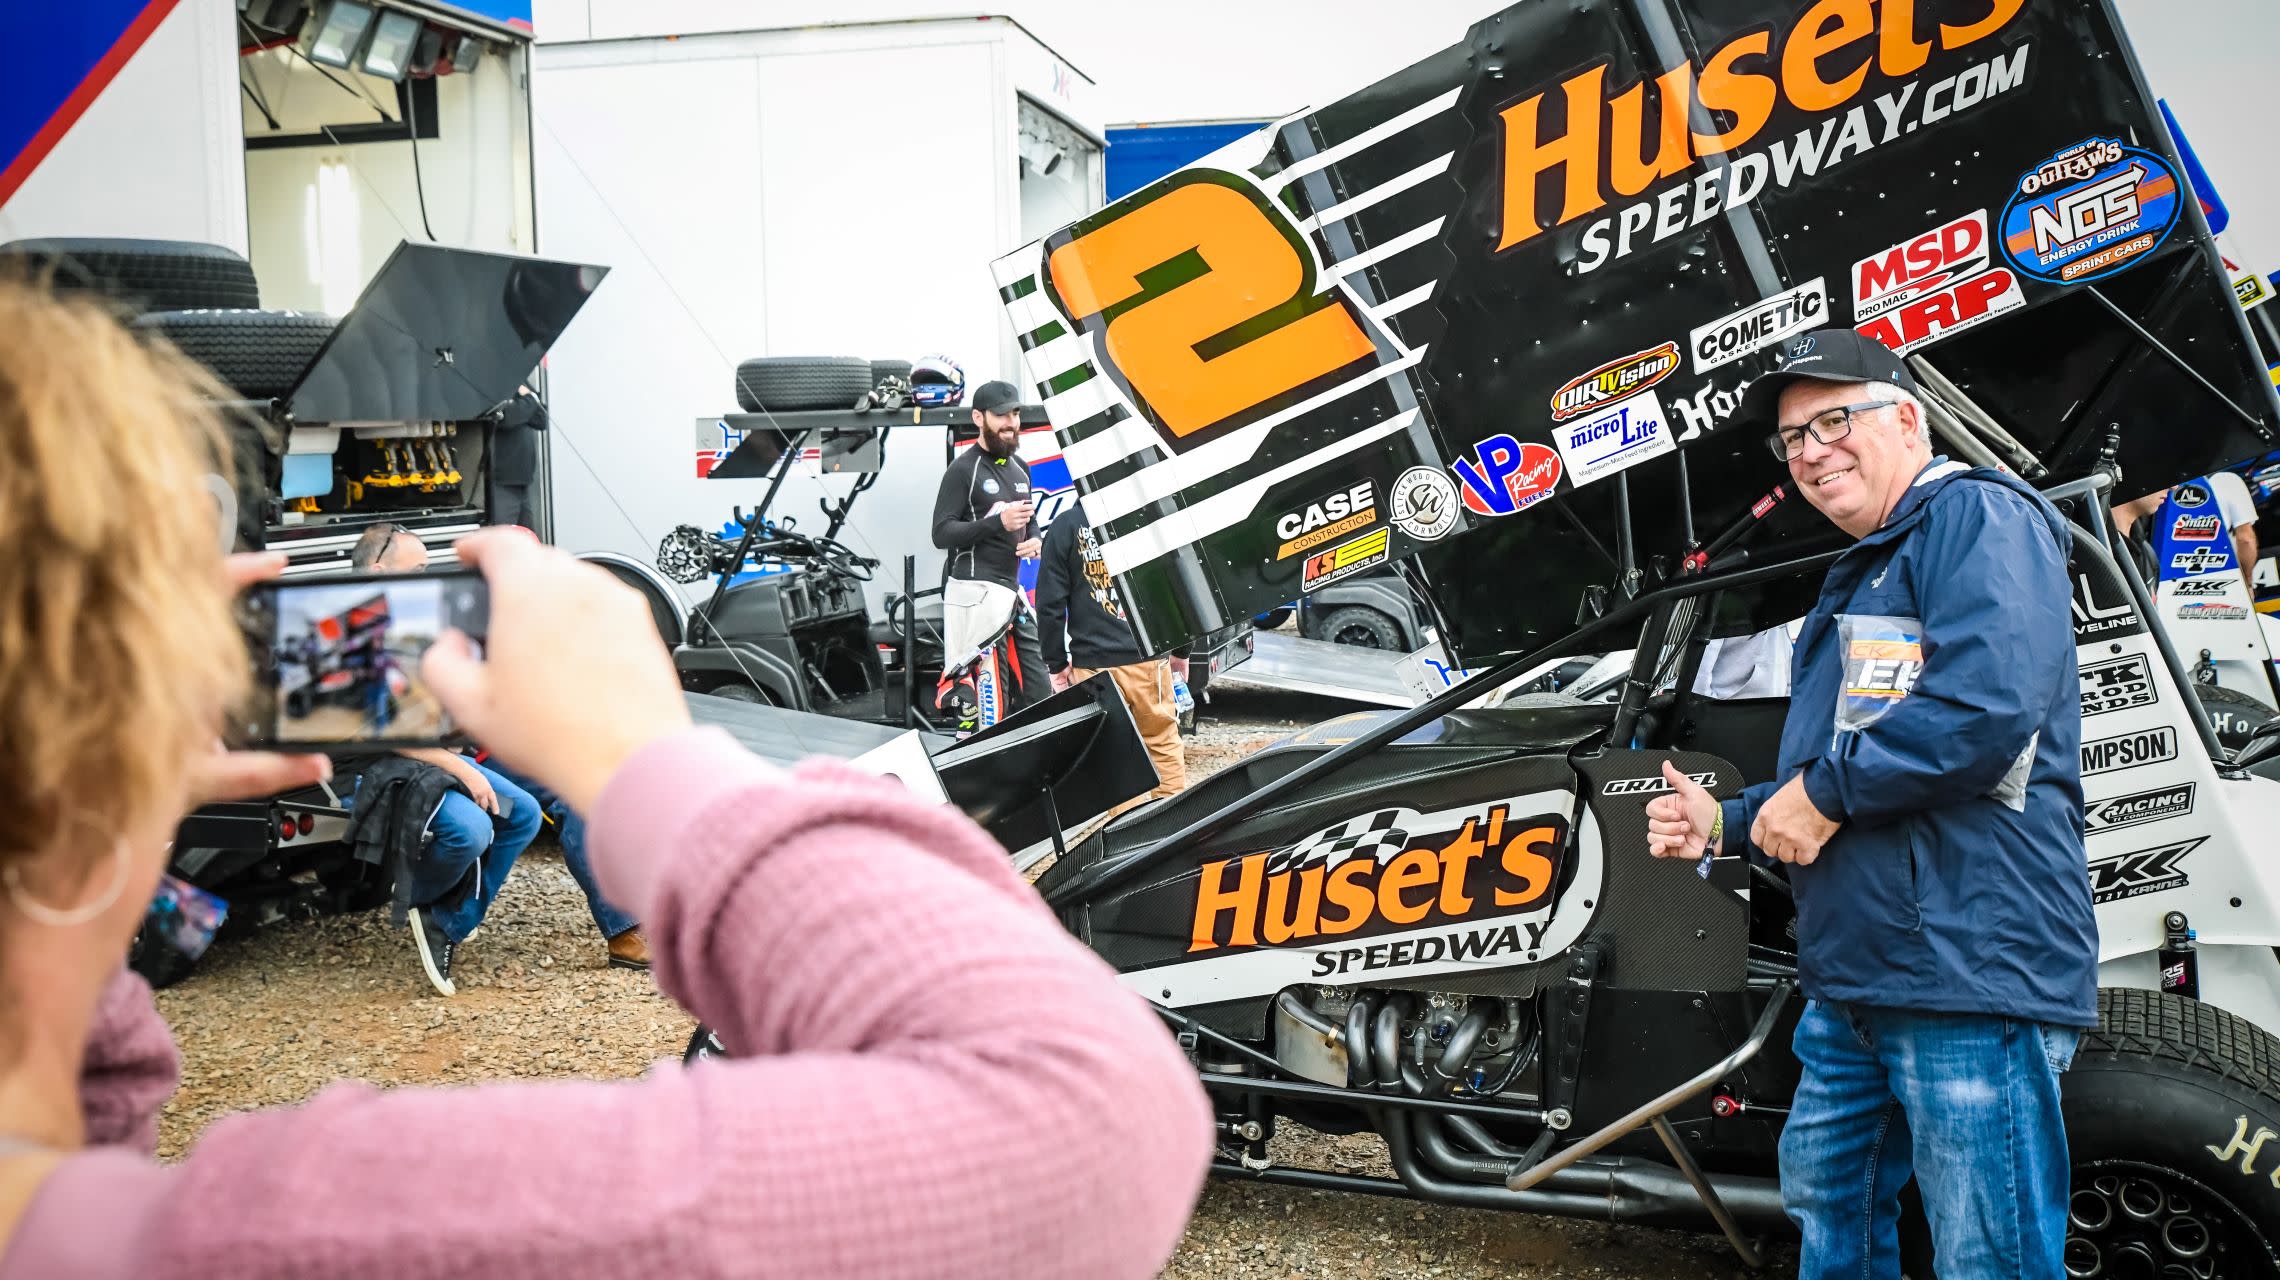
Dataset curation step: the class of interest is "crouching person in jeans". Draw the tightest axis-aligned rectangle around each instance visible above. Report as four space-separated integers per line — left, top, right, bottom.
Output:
1644 330 2096 1279
1037 504 1185 812
0 279 1211 1278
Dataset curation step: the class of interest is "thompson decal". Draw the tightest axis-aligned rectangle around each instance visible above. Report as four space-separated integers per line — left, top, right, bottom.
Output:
1691 279 1829 373
1275 479 1378 560
1389 467 1461 541
2084 783 2195 834
1451 438 1563 516
1302 527 1392 590
2080 654 2157 717
2081 725 2177 776
1550 342 1680 421
1552 390 1676 488
1601 771 1716 797
2088 836 2203 904
2000 137 2182 284
1186 804 1568 955
1853 210 2026 355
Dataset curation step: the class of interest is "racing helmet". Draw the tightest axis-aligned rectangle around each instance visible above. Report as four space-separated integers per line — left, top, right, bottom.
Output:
909 354 966 407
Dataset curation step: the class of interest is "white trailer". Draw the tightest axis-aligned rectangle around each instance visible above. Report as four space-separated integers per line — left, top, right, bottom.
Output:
526 11 1104 609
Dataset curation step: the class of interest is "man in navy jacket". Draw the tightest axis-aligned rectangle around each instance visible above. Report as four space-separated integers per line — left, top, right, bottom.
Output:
1645 330 2096 1278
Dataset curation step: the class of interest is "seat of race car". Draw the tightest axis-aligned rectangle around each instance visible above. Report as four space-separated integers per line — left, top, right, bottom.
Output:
1649 693 1790 789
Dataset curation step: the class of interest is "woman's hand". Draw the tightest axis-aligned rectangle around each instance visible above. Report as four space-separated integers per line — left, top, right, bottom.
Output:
191 553 333 807
422 529 692 814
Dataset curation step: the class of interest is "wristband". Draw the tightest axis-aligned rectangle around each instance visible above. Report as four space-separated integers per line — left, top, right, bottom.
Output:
1699 807 1724 880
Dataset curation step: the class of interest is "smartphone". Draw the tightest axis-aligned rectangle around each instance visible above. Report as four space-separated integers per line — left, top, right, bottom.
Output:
240 569 488 751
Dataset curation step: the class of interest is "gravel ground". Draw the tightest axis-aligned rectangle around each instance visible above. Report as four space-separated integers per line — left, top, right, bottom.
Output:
156 684 1793 1276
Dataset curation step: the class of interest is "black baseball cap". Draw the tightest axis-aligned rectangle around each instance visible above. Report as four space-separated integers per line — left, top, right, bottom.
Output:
971 380 1028 414
1736 328 1920 429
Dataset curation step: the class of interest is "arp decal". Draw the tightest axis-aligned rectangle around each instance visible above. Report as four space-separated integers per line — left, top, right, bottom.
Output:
2087 836 2203 905
1853 210 2027 355
2080 725 2177 777
1551 391 1676 488
1550 342 1680 421
1690 279 1828 373
1186 804 1568 955
1389 467 1461 542
1302 527 1391 590
2071 570 2143 643
2083 783 2194 834
2172 548 2231 574
2172 514 2222 542
2080 654 2156 717
1274 479 1378 561
1451 438 1562 516
1601 771 1715 798
2000 137 2181 285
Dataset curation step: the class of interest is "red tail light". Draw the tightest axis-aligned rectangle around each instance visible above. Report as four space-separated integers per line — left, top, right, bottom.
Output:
297 813 316 835
277 818 294 841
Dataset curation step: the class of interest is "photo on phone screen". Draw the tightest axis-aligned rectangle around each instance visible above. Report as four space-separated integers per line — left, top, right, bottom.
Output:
244 572 487 749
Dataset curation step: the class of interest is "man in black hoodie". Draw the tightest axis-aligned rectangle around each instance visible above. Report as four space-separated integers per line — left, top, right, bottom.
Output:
1036 505 1185 812
932 380 1049 712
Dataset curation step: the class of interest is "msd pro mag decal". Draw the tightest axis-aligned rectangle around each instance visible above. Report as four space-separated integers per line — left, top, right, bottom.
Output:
1999 137 2182 284
1852 210 2026 355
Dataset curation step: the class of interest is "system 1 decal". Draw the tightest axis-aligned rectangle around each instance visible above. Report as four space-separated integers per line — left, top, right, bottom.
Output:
1690 279 1829 373
1999 137 2182 285
1451 438 1562 516
2172 548 2231 574
1389 467 1461 541
1549 342 1680 421
1551 390 1676 488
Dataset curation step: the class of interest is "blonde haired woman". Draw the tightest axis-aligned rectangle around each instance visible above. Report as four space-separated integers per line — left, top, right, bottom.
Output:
0 282 1209 1277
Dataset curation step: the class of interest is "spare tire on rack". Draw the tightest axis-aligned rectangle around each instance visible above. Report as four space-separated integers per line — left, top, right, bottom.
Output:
131 309 336 401
0 237 262 313
733 356 873 412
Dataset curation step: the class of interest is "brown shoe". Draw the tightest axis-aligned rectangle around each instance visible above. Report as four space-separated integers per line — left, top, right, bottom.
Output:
606 927 650 971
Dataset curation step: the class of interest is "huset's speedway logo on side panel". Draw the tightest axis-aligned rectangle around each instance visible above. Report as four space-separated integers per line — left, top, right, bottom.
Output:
1451 438 1562 516
1691 280 1828 373
1852 210 2026 356
1185 804 1569 956
1551 392 1676 488
1550 343 1679 421
2000 137 2182 285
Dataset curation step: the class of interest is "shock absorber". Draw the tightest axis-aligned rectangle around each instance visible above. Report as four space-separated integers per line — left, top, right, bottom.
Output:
2159 911 2199 1000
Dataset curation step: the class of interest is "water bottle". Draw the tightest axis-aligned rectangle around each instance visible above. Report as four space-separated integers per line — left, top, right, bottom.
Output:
1172 678 1195 716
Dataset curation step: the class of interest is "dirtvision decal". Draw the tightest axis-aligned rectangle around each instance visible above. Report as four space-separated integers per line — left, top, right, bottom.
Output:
2084 782 2195 834
2088 836 2203 904
1451 438 1562 516
2000 137 2182 285
1852 210 2027 355
1551 391 1677 488
1125 792 1601 1007
1275 479 1379 561
1691 280 1828 373
1550 342 1680 421
2080 724 2178 777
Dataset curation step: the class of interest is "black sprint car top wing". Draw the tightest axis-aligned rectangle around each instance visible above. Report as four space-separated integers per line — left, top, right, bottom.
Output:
994 0 2280 664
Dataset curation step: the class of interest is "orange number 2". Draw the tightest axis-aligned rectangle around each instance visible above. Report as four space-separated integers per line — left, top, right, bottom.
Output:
1045 175 1376 442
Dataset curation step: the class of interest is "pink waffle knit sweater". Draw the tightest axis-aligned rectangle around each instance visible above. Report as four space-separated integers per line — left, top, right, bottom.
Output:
0 727 1212 1278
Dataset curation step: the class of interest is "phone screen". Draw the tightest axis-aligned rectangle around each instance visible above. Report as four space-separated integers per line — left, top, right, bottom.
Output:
243 571 488 749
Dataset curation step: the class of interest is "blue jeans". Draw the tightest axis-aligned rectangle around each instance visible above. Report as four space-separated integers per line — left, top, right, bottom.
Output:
484 763 637 939
405 761 542 943
1781 1000 2079 1279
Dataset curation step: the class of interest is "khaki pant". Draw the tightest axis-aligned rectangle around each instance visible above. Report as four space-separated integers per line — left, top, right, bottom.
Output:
1068 659 1186 815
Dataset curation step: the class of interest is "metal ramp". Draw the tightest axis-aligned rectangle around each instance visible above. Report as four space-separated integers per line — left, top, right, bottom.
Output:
1214 632 1416 707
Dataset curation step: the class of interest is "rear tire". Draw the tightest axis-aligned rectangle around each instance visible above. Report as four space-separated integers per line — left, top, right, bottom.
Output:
132 309 336 399
2195 683 2278 753
733 356 874 412
1319 606 1403 651
1904 988 2280 1276
709 681 769 704
1 237 261 312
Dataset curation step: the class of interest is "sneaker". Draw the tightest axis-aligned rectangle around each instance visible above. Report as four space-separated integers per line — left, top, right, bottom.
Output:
408 907 457 997
606 927 651 971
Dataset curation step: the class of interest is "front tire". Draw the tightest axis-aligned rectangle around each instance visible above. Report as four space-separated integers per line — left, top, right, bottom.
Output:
2195 683 2278 753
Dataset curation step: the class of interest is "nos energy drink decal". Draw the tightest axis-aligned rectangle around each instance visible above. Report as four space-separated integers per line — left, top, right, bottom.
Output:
2000 137 2182 285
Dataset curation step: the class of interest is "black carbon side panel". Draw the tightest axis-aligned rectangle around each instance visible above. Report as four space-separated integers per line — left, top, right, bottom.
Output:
1570 749 1750 992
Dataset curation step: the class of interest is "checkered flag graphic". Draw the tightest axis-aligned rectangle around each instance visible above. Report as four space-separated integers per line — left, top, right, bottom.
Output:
1266 808 1418 874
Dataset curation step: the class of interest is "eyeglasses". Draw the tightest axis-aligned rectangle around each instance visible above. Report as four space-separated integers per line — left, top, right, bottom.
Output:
1766 401 1895 461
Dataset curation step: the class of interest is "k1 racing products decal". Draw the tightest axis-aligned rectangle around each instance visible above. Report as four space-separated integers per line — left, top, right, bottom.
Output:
1451 438 1562 516
2080 725 2177 777
1690 279 1828 373
2080 654 2158 717
1302 527 1392 590
1275 479 1379 560
1999 137 2182 285
1389 467 1461 541
1550 342 1680 421
2083 783 2195 834
2088 836 2202 905
1852 210 2027 355
1551 391 1677 488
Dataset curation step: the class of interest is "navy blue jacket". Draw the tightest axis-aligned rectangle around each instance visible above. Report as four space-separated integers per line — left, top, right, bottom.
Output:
1719 459 2098 1028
